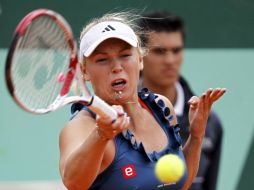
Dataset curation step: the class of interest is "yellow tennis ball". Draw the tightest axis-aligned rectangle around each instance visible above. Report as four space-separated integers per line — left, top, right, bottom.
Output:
155 154 184 184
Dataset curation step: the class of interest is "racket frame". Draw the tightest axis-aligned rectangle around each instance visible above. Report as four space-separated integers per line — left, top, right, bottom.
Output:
5 9 117 119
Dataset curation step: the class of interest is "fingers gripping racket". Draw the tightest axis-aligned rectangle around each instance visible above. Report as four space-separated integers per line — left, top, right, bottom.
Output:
5 9 117 120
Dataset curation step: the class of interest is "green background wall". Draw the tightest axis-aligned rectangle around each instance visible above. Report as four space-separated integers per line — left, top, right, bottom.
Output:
1 0 254 48
0 0 254 190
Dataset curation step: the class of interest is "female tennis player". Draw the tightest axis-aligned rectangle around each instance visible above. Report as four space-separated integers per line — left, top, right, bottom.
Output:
59 12 226 190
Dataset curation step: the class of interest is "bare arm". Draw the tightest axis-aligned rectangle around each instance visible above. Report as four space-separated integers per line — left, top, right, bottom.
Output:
181 88 226 190
59 111 110 190
59 108 129 190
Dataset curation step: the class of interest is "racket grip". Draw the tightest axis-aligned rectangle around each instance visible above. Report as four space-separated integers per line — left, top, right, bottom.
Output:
89 96 118 120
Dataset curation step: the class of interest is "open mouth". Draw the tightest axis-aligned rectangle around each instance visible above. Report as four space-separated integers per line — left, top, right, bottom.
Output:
111 79 127 90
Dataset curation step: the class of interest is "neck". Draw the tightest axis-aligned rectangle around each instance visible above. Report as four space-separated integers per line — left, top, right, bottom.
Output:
123 98 142 116
123 99 145 130
142 80 177 105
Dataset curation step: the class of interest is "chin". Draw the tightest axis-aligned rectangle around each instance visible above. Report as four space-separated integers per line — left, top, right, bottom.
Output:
164 76 178 85
157 80 175 87
116 92 135 105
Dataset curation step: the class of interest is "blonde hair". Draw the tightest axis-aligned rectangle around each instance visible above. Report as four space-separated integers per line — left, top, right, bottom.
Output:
79 11 146 64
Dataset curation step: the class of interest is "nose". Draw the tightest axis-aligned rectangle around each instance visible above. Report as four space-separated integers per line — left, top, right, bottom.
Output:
111 59 123 73
164 51 175 64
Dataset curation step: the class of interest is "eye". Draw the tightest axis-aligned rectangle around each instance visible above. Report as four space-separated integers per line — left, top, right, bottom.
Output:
152 47 166 55
96 58 107 62
94 56 109 64
120 49 132 58
172 47 183 54
120 54 131 58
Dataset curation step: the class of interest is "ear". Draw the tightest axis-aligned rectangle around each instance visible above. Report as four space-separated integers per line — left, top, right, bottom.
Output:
138 56 144 71
80 62 91 81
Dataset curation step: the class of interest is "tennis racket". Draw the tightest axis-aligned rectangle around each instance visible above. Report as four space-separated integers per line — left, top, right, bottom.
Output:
5 9 117 120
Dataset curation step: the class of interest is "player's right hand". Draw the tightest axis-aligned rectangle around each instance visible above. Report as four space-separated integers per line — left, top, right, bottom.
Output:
95 105 130 140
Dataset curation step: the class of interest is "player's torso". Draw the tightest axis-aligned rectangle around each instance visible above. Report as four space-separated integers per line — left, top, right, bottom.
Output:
88 89 188 190
89 133 187 190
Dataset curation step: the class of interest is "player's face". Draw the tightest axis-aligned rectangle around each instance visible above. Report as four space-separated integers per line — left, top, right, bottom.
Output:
143 31 183 87
85 38 143 105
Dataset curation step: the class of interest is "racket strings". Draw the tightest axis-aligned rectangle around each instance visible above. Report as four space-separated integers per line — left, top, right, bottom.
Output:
12 16 71 110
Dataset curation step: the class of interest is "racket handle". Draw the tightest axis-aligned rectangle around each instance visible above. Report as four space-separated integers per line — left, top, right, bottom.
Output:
89 95 118 120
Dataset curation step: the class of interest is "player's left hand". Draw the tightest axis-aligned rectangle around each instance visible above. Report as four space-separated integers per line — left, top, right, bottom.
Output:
188 88 226 139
